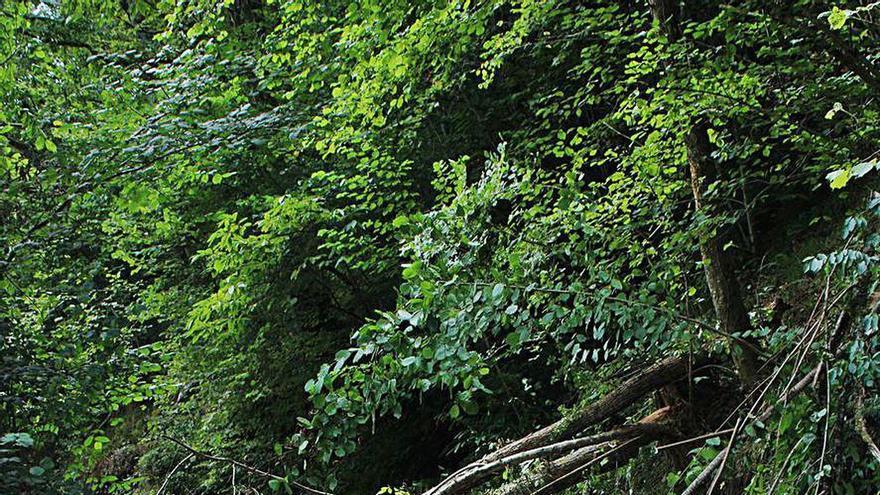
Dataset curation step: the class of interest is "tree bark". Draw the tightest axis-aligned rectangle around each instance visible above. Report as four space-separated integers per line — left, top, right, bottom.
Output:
421 355 700 495
482 355 694 463
425 424 667 495
685 124 761 384
481 414 678 495
649 0 762 385
855 389 880 464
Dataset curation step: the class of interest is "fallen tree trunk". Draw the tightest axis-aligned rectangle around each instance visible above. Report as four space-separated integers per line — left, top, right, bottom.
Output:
425 423 671 495
482 355 697 463
423 355 701 495
482 412 679 495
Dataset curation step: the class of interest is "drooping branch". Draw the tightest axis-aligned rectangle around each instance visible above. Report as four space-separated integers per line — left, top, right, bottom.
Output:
765 7 880 93
823 28 880 92
156 453 194 495
161 436 332 495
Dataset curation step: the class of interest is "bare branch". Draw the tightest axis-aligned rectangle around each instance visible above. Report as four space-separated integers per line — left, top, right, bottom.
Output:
156 453 194 495
161 436 332 495
855 389 880 464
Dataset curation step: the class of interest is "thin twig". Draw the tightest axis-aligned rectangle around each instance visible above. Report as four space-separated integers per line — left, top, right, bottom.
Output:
161 435 332 495
767 436 806 495
657 429 734 452
706 418 741 495
530 437 642 495
157 453 194 495
814 364 831 495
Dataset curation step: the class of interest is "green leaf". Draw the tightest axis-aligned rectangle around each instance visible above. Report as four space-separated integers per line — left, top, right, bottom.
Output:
449 404 461 419
461 400 478 415
827 7 848 30
491 283 504 299
1 433 34 447
699 447 718 461
852 160 877 179
827 169 850 189
779 413 794 434
392 215 409 228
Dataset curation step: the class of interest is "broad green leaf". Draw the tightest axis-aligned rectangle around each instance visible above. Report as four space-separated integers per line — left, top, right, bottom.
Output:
827 7 848 29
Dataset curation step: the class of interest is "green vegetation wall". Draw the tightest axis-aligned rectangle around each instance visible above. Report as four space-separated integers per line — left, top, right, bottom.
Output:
3 1 880 494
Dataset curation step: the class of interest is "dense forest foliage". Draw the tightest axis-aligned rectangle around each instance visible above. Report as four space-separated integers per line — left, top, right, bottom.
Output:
4 0 880 493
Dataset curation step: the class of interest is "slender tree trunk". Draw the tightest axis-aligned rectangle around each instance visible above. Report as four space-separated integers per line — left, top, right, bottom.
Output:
685 124 761 383
648 0 681 40
649 0 762 384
